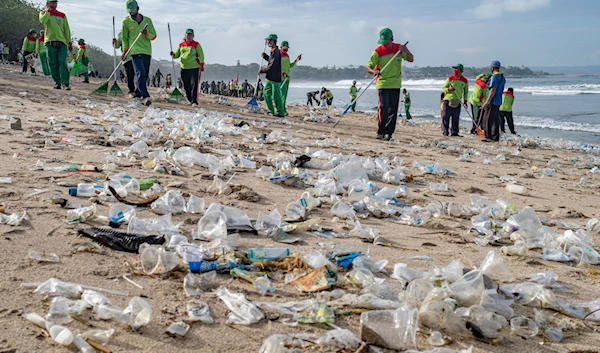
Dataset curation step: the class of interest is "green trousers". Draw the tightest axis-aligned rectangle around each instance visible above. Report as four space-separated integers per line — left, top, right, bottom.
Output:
39 51 50 76
281 79 290 113
81 57 90 82
46 43 69 87
404 104 412 120
264 80 284 115
350 94 357 112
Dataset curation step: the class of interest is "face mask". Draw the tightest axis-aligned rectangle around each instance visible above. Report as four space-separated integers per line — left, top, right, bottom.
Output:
268 43 273 48
453 69 461 77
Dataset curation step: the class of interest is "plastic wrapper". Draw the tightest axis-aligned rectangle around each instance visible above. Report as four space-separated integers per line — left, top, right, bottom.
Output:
28 250 60 263
216 287 264 325
303 250 333 269
205 203 253 232
78 328 115 345
128 214 181 236
295 303 335 324
31 278 83 298
167 321 190 336
66 205 97 223
352 255 388 273
327 293 401 310
172 146 219 168
0 211 28 226
292 267 338 292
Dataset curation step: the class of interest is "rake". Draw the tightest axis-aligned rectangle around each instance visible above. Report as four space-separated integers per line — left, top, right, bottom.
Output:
91 23 148 96
108 16 124 96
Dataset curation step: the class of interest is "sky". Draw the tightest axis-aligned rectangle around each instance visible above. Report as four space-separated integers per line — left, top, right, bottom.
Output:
36 0 600 68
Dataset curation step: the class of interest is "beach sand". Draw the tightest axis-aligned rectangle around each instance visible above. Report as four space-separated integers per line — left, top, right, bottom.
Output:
0 65 599 353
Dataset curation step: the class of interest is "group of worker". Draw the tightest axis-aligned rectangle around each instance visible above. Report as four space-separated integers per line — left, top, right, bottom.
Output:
441 61 516 142
29 1 516 141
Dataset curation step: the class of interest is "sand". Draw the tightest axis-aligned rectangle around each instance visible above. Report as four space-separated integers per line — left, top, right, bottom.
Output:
0 64 599 353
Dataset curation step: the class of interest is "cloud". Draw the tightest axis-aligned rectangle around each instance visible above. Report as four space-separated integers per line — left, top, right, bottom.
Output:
468 0 550 19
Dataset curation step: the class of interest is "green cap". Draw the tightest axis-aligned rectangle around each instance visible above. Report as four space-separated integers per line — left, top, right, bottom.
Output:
353 80 356 83
281 41 289 49
46 0 58 3
452 63 464 71
126 0 139 12
483 73 492 80
265 34 278 42
29 29 37 35
78 38 85 43
186 28 194 34
378 28 393 44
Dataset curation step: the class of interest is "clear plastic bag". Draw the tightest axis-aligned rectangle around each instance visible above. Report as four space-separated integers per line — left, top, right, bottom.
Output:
216 287 264 325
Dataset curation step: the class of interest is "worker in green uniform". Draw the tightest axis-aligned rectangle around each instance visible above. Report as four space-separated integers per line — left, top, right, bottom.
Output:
75 39 90 83
21 29 37 74
1 43 9 64
401 88 412 120
122 0 157 106
39 0 72 90
349 81 359 112
280 40 301 115
170 28 205 106
259 34 284 117
499 88 516 134
441 63 469 136
468 73 491 134
367 28 414 141
36 30 50 76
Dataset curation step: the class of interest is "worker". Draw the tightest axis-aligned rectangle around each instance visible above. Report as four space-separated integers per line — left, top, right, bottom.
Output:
171 28 204 106
35 30 50 76
75 38 90 83
259 34 284 116
280 40 301 115
349 81 359 112
21 29 37 74
39 0 72 90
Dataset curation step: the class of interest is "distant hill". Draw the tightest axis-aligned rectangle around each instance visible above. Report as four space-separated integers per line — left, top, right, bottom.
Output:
530 66 600 75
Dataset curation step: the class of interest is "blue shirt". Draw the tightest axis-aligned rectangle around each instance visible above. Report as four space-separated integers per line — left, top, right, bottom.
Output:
488 73 505 106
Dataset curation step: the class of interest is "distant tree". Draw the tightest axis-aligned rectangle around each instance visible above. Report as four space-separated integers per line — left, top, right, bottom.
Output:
0 0 43 61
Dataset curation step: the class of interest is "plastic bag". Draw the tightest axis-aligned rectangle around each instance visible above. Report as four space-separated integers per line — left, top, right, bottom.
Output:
216 287 264 325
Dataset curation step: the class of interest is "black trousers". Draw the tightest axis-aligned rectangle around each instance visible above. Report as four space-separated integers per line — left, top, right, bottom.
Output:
306 94 318 106
483 104 501 141
124 60 135 94
181 68 200 104
377 88 400 136
441 100 461 135
500 110 516 134
22 51 35 73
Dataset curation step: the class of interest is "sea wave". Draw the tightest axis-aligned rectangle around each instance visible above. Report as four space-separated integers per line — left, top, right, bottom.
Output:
520 84 600 96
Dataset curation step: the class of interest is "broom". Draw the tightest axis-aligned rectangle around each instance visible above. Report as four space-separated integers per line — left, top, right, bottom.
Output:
465 104 486 140
167 23 184 103
108 16 124 96
91 23 148 96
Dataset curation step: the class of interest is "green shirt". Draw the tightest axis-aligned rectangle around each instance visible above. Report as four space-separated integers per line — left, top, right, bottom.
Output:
36 39 46 54
500 92 514 112
121 15 156 57
173 40 204 70
113 32 131 63
443 75 469 102
2 45 8 55
22 36 36 53
75 46 88 62
367 43 410 89
469 74 489 107
349 85 358 97
39 10 71 46
281 50 296 81
403 92 411 106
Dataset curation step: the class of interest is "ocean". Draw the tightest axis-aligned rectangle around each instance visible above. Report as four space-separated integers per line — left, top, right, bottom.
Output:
286 75 600 145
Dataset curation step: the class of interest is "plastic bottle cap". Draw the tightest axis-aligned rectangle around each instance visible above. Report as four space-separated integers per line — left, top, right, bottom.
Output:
68 188 77 197
109 221 121 229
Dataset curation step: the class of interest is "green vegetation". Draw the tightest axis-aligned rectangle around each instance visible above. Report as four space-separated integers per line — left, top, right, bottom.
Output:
0 0 43 61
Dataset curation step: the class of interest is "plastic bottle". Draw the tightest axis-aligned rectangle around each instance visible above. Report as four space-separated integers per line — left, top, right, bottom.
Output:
69 183 98 197
248 248 290 261
506 184 528 196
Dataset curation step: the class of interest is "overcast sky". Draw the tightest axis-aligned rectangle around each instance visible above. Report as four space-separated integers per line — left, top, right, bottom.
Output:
37 0 600 67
